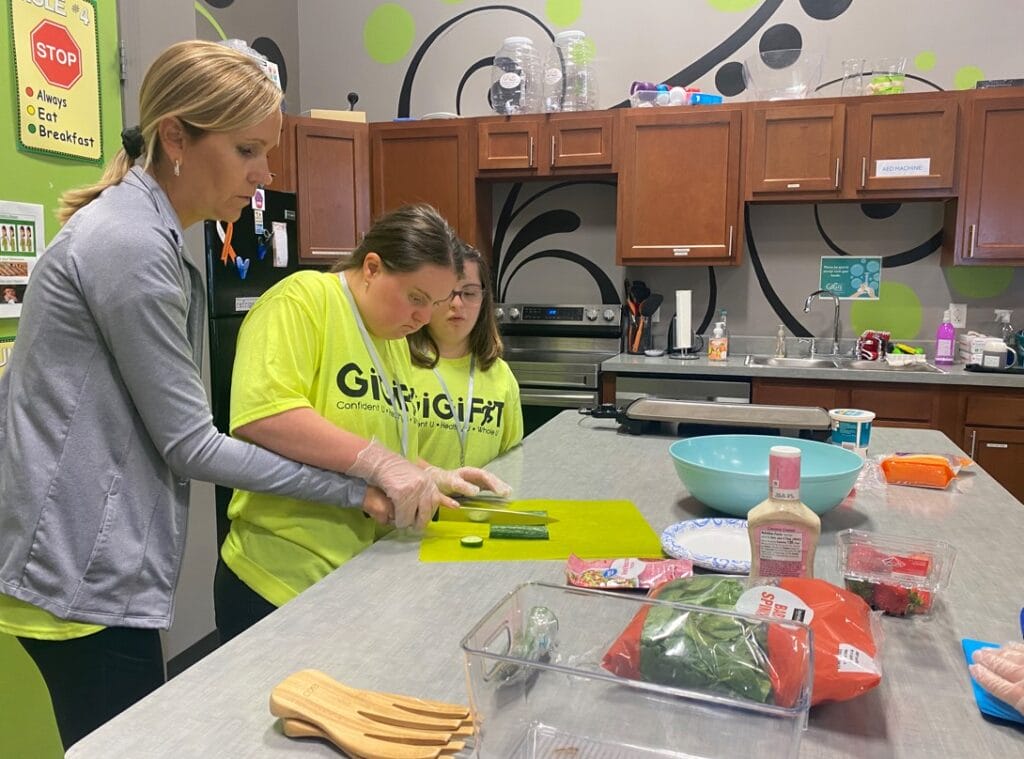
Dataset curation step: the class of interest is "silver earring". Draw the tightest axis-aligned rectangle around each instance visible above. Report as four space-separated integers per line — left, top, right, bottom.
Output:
174 160 180 177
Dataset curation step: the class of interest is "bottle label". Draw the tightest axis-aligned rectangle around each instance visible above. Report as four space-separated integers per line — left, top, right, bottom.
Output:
769 453 800 500
544 68 563 85
753 525 810 577
499 72 522 89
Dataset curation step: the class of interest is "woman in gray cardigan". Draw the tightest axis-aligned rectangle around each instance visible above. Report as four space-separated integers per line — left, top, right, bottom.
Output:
0 40 496 749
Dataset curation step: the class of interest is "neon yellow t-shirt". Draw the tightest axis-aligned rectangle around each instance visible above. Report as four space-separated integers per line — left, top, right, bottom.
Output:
221 271 416 607
409 355 523 469
0 594 104 640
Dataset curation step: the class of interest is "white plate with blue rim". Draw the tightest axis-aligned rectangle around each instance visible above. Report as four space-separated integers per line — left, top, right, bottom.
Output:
661 518 751 574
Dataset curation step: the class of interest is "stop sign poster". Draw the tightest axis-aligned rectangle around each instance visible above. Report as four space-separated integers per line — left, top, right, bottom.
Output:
11 0 102 163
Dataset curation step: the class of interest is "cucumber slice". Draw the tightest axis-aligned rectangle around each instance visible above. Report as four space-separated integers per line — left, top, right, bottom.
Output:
489 524 550 540
460 535 485 548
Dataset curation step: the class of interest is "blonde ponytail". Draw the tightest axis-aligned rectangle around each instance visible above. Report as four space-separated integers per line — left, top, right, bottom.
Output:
57 149 135 224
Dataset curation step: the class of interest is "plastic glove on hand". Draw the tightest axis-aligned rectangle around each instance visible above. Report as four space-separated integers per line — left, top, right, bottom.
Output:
970 642 1024 714
349 441 458 529
425 466 513 499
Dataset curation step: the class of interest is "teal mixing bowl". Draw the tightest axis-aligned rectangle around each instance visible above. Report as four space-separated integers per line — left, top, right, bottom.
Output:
669 435 864 516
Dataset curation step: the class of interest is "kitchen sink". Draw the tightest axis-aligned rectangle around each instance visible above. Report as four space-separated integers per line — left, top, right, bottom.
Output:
744 355 946 373
744 355 841 369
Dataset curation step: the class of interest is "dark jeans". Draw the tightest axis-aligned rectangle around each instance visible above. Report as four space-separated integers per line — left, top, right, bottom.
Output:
214 557 276 644
18 626 164 750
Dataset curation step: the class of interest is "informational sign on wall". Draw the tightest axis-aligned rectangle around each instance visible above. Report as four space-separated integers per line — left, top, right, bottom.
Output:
11 0 102 163
819 256 881 300
0 199 45 318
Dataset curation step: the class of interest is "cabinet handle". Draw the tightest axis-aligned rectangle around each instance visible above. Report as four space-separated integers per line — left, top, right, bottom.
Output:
528 136 535 168
967 224 976 258
727 225 734 257
969 429 977 459
834 157 841 189
550 135 556 167
985 443 1009 449
860 157 867 188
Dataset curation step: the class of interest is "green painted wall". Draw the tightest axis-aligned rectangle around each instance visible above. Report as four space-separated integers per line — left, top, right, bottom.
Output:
0 6 122 754
0 0 123 338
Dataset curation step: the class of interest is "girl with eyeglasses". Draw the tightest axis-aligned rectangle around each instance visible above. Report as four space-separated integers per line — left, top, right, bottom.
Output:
214 205 511 643
408 243 523 469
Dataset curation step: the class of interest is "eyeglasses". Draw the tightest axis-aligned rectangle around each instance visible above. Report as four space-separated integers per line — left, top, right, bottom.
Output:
450 285 485 305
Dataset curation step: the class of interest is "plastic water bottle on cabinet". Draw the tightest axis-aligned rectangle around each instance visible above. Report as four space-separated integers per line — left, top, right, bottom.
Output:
542 30 598 112
490 37 541 115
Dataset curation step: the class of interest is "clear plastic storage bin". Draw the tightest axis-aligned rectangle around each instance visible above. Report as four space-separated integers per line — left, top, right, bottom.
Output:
461 582 812 759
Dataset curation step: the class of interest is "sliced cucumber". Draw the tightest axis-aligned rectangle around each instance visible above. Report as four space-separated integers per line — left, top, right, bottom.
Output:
460 535 485 548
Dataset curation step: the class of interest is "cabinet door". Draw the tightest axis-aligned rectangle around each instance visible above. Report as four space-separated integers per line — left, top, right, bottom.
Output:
959 94 1024 262
370 122 480 246
477 117 541 171
849 97 958 193
746 104 844 195
267 113 297 193
618 108 742 264
295 120 370 264
547 112 614 170
963 426 1024 502
751 379 845 409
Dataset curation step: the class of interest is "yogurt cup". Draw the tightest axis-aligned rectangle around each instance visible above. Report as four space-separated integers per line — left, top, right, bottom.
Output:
829 408 875 457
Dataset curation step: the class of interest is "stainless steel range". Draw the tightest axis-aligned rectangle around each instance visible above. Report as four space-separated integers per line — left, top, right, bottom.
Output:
497 303 621 434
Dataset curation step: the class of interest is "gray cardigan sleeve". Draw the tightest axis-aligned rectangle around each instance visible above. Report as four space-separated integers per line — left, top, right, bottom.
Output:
73 218 368 507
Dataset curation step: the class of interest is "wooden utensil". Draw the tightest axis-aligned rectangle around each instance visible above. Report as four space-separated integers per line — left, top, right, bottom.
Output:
282 718 466 757
270 670 473 759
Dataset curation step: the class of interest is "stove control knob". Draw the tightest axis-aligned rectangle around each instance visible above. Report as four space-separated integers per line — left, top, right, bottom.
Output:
603 308 617 322
495 307 505 321
508 307 521 320
585 308 598 321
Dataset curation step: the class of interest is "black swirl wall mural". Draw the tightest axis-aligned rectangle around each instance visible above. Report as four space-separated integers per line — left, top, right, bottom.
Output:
746 202 945 337
491 181 619 303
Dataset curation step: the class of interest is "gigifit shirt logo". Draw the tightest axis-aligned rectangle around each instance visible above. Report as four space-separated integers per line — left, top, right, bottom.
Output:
334 363 506 430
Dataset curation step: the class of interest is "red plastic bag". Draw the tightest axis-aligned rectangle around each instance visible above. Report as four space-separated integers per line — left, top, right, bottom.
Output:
603 576 881 706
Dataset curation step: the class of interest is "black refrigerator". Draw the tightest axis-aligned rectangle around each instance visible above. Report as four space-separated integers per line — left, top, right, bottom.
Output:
204 189 310 544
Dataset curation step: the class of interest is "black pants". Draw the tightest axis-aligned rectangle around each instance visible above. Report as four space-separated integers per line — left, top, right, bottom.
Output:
18 626 164 750
214 557 277 644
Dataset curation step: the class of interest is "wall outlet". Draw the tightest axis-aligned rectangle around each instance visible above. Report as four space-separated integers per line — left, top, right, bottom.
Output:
949 303 967 329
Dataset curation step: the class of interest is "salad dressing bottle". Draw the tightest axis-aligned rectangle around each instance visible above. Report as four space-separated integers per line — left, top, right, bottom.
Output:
747 446 820 578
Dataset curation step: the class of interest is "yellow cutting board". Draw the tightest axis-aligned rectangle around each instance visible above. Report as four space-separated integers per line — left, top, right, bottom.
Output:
418 499 663 563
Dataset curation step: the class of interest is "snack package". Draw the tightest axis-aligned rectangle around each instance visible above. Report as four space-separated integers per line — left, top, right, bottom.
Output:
565 554 692 590
879 453 972 489
602 576 882 707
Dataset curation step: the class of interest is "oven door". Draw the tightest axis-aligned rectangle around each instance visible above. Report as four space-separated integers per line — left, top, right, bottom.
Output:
519 387 598 435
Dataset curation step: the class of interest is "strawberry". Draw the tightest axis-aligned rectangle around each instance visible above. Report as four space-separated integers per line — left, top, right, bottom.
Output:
908 587 932 614
872 582 911 616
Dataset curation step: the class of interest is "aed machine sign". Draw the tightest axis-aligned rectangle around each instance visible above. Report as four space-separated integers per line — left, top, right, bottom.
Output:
11 0 102 163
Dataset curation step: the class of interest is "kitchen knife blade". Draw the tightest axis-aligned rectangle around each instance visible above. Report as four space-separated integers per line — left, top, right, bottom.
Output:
438 503 557 526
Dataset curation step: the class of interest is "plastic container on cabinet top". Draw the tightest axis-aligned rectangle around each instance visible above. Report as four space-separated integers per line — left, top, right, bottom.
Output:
490 36 542 115
541 30 598 112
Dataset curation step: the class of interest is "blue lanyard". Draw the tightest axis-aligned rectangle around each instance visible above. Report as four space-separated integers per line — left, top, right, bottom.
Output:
337 273 408 457
432 355 475 467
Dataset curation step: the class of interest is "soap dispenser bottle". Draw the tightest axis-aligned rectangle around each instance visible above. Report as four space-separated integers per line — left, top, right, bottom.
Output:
934 309 956 365
708 322 728 361
774 324 787 358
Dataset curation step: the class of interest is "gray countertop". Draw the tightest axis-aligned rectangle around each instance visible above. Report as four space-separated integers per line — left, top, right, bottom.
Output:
603 352 1024 388
68 413 1024 758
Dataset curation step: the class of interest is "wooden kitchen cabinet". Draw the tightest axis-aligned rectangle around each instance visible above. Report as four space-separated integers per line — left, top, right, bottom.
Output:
369 120 489 250
617 106 743 265
746 92 960 201
476 111 614 175
963 426 1024 502
267 115 371 264
943 90 1024 264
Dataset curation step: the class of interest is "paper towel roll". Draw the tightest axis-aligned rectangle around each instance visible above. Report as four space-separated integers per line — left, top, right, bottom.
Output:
675 290 692 350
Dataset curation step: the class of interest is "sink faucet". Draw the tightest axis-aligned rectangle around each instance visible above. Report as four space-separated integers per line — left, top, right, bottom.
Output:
803 289 841 356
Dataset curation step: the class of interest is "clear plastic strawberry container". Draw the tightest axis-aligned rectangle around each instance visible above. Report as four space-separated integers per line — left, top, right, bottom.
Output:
836 529 957 616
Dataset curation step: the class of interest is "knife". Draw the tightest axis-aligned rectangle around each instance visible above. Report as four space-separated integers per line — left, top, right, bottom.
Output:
437 502 557 526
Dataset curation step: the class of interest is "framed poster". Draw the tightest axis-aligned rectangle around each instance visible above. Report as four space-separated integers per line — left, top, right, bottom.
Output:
0 200 46 318
819 256 881 300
